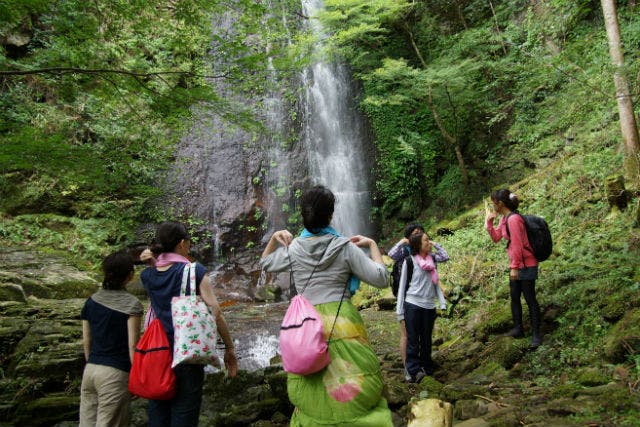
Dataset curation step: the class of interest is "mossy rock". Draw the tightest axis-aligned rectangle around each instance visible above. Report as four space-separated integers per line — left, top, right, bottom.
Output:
439 380 487 403
454 398 489 420
0 283 27 303
212 397 289 426
470 302 512 341
436 335 481 368
604 308 640 363
264 369 288 401
598 287 638 322
575 367 609 386
12 393 79 427
0 319 32 370
480 337 528 369
417 375 445 398
7 320 84 382
549 383 583 399
483 407 521 427
574 383 640 412
469 361 508 380
383 378 412 406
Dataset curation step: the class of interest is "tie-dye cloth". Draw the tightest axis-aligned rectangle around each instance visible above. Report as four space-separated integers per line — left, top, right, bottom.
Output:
287 300 392 427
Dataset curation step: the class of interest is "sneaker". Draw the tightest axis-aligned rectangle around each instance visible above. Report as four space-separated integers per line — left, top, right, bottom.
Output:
413 370 426 383
404 368 412 382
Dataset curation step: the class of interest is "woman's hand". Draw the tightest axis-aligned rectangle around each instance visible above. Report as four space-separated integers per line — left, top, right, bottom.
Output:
350 235 373 248
351 235 383 264
262 230 293 258
140 248 156 266
224 348 238 378
485 209 497 224
484 200 497 223
273 230 293 247
510 268 519 280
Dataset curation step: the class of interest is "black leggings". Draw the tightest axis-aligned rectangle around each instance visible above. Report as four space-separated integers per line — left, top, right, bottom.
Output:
509 279 541 330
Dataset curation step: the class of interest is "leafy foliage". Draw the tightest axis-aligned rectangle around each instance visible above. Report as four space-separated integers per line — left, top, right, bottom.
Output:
0 0 298 258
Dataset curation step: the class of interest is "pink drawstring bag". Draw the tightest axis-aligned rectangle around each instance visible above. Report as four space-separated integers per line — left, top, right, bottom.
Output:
279 294 330 375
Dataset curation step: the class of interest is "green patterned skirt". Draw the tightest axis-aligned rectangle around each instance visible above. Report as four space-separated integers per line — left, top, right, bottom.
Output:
288 300 393 426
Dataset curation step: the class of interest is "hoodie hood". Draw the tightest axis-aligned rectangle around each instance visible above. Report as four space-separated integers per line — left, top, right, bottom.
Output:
288 234 350 270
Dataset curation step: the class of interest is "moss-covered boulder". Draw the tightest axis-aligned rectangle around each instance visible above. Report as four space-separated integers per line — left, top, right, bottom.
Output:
439 380 488 403
480 337 528 369
0 248 98 299
604 308 640 363
0 283 27 303
200 368 292 425
575 367 609 386
0 317 32 369
7 320 84 386
12 393 79 427
418 376 445 399
454 398 489 420
468 302 512 342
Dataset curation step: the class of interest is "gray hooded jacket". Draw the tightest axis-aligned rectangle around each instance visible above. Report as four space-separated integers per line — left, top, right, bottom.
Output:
260 234 389 306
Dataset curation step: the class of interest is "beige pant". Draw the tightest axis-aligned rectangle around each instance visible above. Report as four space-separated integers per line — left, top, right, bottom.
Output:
79 363 131 427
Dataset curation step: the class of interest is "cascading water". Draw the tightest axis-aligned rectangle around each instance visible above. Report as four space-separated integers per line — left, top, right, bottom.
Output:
300 0 374 238
162 1 376 370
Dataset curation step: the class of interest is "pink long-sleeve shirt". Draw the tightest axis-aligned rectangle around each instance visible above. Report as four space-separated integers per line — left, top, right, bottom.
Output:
486 214 537 269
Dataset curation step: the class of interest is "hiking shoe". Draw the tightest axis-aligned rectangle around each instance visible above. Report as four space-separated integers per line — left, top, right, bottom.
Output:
530 333 542 348
413 370 426 383
407 369 427 384
504 327 524 338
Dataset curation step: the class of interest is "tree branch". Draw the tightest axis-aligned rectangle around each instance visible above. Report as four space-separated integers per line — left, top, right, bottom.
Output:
0 67 229 79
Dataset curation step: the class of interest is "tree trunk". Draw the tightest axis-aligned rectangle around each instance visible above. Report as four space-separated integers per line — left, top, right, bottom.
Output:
601 0 640 189
405 25 470 186
605 174 630 210
427 88 470 186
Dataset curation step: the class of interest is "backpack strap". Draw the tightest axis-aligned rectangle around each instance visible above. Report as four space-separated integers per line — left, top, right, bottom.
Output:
504 211 519 248
504 211 526 266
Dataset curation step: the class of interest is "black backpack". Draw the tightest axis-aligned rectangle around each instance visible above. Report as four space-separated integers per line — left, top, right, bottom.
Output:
506 212 552 262
390 254 414 297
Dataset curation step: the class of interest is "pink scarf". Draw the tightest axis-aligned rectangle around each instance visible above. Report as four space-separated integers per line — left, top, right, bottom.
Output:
143 252 191 329
415 254 439 285
155 252 190 267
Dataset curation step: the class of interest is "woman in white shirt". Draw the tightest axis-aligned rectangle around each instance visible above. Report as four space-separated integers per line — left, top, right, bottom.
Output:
396 232 448 383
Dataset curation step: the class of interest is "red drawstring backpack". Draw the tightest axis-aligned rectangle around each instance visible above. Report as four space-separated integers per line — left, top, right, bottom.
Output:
129 318 176 400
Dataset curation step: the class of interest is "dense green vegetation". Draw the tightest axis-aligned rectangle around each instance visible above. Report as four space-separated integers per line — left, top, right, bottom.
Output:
333 1 640 424
315 0 639 220
0 0 295 259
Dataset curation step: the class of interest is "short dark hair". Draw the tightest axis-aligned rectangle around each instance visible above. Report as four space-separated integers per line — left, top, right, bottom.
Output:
491 188 520 211
301 185 335 233
408 232 425 255
150 221 190 255
102 251 134 290
404 222 425 239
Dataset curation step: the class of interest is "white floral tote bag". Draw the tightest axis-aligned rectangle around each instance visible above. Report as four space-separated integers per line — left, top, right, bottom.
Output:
171 263 219 368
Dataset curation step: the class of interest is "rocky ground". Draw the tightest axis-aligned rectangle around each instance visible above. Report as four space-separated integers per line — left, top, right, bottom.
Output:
1 247 639 426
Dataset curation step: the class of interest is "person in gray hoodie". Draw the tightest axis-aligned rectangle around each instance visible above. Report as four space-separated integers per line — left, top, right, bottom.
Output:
260 185 393 427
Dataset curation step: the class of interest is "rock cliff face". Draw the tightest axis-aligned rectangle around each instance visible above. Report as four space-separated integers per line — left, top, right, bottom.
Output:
156 8 377 301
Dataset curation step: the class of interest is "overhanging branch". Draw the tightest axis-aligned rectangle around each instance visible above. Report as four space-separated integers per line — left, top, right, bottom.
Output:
0 67 229 79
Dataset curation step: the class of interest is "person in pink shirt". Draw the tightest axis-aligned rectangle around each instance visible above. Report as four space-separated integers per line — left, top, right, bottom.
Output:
485 189 542 348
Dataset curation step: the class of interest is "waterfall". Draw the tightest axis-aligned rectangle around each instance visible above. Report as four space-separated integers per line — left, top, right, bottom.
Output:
300 0 374 238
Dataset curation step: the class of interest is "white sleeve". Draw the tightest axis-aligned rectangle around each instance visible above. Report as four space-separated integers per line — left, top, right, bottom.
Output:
396 260 408 320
